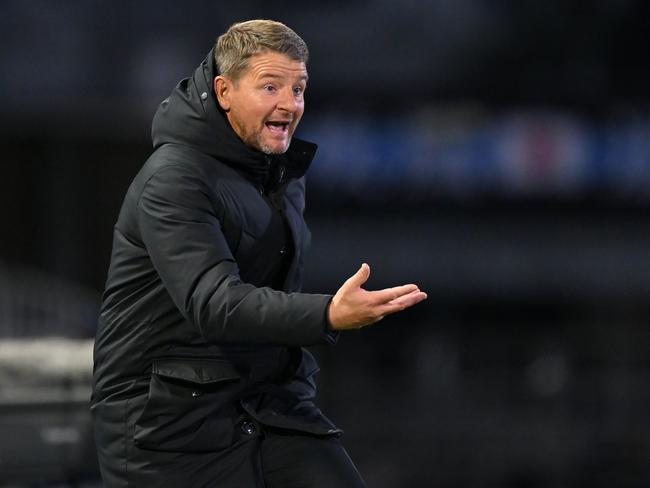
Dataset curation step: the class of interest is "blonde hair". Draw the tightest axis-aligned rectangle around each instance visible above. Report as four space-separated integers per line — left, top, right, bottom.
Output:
214 19 309 81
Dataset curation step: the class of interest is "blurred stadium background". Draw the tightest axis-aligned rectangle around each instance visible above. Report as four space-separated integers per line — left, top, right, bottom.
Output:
1 1 649 486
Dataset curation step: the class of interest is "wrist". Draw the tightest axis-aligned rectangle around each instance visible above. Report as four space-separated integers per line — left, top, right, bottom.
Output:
326 298 339 330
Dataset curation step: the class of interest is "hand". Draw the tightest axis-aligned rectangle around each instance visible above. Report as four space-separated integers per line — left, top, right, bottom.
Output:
327 263 427 330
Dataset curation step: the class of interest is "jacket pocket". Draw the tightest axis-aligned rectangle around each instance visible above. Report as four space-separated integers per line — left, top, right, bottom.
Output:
133 358 244 453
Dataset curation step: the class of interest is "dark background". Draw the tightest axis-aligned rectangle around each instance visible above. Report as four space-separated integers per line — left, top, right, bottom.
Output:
1 1 649 486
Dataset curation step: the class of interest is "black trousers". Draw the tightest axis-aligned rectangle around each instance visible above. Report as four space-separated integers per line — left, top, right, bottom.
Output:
102 423 366 487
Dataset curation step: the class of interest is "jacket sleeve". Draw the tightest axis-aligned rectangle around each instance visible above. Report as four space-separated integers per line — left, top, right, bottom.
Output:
137 164 335 346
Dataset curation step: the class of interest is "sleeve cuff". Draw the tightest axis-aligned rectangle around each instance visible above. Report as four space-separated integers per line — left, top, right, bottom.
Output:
322 295 339 345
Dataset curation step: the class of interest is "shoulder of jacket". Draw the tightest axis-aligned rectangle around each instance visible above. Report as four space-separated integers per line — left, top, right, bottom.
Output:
127 146 228 210
137 144 240 189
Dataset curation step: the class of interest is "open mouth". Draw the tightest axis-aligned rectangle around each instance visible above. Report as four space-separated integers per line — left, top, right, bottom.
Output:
265 121 290 134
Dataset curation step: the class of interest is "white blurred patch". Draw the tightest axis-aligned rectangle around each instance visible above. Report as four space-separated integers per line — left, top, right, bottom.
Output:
0 338 94 385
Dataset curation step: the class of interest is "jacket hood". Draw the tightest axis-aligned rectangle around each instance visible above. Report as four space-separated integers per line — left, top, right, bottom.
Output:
151 48 316 184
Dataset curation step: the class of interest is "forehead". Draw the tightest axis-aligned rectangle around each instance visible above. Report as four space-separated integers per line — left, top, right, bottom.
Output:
243 51 308 81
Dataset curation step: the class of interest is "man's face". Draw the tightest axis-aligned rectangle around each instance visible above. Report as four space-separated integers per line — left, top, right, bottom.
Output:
214 51 307 155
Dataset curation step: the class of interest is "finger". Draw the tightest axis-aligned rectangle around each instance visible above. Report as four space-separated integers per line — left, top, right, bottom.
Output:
370 284 420 304
379 290 428 315
387 289 428 307
343 263 370 290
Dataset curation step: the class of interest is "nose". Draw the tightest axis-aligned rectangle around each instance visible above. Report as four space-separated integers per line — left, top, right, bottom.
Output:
277 86 299 113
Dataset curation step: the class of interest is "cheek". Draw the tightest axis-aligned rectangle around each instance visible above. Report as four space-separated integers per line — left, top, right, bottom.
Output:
239 108 263 132
293 106 305 126
234 95 264 120
252 103 272 126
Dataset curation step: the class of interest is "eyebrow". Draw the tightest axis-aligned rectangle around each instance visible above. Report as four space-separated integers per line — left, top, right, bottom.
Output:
259 73 309 82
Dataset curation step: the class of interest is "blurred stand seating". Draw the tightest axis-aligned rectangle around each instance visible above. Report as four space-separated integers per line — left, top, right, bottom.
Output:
0 262 100 486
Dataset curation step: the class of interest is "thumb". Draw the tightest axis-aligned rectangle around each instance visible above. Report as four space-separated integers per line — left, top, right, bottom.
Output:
347 262 370 289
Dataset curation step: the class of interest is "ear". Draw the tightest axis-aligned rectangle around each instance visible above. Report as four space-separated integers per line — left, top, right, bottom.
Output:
214 76 231 111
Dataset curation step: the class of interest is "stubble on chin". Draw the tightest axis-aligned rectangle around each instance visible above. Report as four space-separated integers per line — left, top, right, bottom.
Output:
259 144 289 155
257 134 290 155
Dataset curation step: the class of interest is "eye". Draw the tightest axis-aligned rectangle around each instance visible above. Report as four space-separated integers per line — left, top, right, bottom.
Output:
293 86 305 96
263 84 276 92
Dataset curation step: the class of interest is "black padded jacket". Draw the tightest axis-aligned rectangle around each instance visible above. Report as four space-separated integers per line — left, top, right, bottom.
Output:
90 49 340 485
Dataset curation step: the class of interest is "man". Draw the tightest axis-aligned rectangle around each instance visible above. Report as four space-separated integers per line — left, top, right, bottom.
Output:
91 19 426 487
